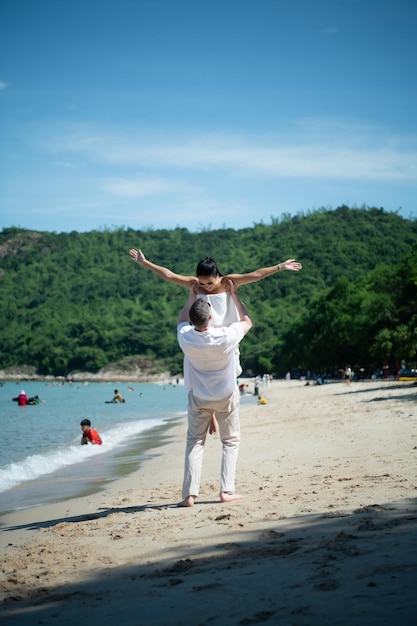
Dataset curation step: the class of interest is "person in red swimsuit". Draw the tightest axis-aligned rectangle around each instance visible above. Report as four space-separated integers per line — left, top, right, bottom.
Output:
80 419 103 445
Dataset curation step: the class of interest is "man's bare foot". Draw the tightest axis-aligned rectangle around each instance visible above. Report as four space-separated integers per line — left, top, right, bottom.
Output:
220 492 244 503
177 495 196 507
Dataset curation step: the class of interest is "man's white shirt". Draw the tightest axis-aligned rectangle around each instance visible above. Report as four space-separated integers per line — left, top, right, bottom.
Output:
177 322 244 400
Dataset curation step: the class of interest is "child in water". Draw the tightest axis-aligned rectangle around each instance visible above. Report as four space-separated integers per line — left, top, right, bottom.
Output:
80 419 103 445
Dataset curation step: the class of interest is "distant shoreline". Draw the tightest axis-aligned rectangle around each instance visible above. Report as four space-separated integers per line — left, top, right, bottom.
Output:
1 368 413 385
0 370 175 384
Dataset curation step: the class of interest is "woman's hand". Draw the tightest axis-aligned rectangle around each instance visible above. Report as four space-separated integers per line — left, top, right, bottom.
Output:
280 259 302 271
129 248 145 264
189 279 199 296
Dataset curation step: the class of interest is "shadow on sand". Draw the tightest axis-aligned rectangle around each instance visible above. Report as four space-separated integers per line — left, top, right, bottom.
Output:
1 497 416 626
336 381 417 404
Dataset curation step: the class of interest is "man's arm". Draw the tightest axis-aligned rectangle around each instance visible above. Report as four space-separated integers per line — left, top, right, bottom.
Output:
129 248 195 288
228 280 252 335
177 282 198 324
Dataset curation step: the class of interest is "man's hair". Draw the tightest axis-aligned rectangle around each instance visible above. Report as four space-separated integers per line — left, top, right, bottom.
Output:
189 299 211 328
80 418 91 427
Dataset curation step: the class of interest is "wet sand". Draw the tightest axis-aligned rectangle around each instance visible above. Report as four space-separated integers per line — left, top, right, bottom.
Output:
1 379 416 625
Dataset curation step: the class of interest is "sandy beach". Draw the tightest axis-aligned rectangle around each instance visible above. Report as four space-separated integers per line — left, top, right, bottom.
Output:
1 379 416 625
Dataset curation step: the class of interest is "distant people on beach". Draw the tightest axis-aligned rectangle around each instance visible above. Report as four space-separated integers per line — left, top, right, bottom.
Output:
344 366 352 386
262 374 271 388
12 390 28 406
176 279 252 507
258 396 268 405
129 247 302 434
305 374 327 386
80 419 103 445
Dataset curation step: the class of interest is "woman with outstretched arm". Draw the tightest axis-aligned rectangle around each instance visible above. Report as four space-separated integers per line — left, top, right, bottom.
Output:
129 249 301 294
129 248 302 432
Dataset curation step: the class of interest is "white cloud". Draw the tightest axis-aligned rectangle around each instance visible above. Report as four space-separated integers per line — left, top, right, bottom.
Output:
49 120 417 184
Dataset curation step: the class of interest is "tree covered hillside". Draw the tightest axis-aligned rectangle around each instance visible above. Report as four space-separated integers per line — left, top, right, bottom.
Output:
0 206 416 377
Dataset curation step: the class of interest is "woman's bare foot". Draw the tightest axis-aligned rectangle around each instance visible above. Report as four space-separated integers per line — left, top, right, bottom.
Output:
220 492 244 503
177 495 196 507
209 414 218 435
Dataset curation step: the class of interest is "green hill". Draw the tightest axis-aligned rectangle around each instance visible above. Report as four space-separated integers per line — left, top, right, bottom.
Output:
1 205 416 378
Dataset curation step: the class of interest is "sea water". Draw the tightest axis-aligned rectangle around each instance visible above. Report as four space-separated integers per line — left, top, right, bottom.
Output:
0 380 188 515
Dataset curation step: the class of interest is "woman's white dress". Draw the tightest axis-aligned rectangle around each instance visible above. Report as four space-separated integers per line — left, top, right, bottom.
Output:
197 292 243 376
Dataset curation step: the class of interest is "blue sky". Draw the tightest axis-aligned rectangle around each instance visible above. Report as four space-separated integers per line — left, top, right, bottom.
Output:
1 0 416 233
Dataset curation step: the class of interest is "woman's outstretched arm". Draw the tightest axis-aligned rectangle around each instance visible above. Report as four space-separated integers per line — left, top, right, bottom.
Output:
225 259 302 287
129 248 196 288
